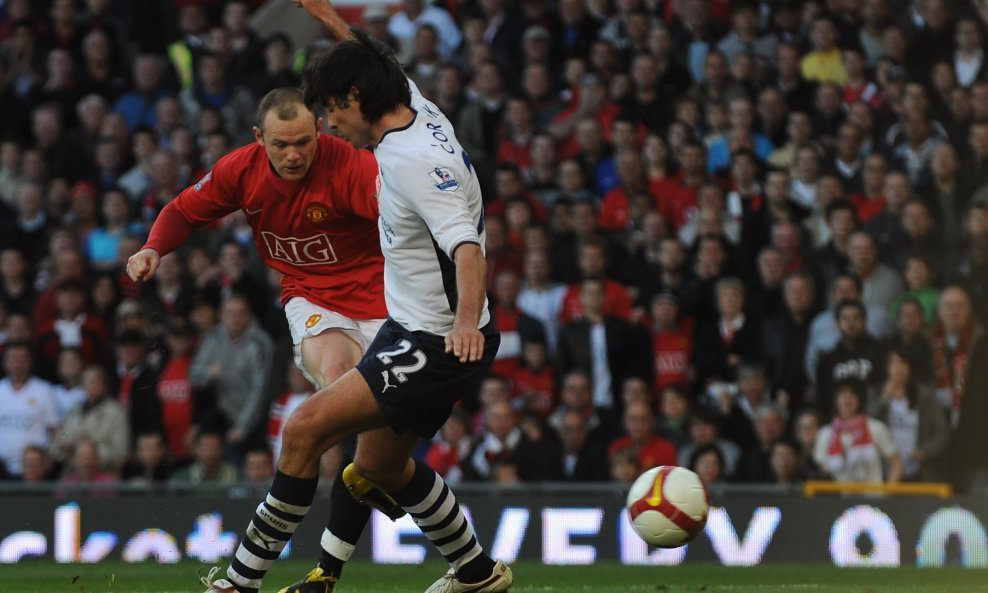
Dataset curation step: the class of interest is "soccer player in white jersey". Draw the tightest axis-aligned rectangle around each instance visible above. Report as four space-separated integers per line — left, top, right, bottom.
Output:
200 1 513 593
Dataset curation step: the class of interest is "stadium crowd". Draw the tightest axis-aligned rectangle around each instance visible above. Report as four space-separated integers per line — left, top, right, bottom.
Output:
2 0 988 494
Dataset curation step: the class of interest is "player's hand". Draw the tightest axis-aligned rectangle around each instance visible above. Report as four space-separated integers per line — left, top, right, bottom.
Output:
126 248 161 282
445 324 484 363
293 0 333 21
292 0 354 41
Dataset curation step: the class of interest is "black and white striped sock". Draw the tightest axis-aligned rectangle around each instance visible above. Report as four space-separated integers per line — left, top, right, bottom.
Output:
226 471 318 593
394 460 495 582
317 465 370 577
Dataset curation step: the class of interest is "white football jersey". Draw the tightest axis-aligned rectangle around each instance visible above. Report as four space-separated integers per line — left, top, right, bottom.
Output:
0 377 58 475
373 79 490 335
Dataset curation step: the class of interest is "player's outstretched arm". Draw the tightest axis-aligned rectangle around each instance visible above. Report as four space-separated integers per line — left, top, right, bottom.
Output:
445 243 487 363
126 248 161 282
294 0 355 42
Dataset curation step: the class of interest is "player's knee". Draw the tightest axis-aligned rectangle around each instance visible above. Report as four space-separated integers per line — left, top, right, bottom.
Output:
317 360 350 385
280 414 319 457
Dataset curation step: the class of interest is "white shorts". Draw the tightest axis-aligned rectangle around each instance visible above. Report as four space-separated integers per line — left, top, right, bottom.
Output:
284 297 386 386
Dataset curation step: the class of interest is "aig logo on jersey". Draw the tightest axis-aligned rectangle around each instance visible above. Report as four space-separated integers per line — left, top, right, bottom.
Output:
428 167 460 192
261 232 338 266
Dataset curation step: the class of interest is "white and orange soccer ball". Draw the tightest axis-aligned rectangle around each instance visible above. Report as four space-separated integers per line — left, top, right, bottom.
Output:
626 465 709 548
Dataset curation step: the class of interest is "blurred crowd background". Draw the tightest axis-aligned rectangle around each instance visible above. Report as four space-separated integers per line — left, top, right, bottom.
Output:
3 0 988 495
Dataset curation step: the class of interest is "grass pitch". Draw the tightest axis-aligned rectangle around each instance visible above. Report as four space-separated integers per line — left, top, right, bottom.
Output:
5 560 988 593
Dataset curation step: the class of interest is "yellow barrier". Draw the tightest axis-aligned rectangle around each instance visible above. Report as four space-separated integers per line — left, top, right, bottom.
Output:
803 481 953 499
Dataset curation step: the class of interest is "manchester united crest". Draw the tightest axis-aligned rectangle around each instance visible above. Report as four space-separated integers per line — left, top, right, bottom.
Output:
305 314 322 329
306 204 330 224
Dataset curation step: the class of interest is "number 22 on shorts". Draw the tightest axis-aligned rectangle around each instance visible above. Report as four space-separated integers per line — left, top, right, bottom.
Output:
376 339 426 382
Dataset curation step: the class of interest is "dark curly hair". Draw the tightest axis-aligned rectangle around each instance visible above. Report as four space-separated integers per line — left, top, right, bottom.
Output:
302 29 411 123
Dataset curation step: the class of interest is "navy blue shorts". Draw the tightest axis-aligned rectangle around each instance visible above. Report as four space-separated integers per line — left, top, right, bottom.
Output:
356 318 499 437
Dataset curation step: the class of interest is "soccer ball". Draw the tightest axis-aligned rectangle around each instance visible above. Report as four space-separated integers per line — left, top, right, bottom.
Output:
626 465 709 548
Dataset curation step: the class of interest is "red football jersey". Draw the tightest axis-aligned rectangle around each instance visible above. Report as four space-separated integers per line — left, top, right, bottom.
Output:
157 355 194 460
148 135 386 319
608 435 677 469
560 278 633 322
651 323 694 395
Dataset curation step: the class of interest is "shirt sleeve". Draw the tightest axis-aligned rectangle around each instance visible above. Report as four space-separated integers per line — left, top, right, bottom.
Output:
143 157 240 254
392 158 481 258
169 158 241 225
143 201 201 255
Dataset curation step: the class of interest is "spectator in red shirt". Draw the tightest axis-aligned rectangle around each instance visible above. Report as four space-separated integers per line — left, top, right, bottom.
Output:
496 95 537 171
643 133 676 194
525 132 561 202
560 237 633 322
649 290 694 395
36 276 111 369
485 164 550 222
598 148 651 232
842 47 882 109
509 337 556 417
608 400 677 472
470 375 513 436
550 72 620 162
502 199 535 255
424 409 473 485
483 215 523 295
490 269 546 377
157 319 198 461
659 139 706 229
850 153 889 223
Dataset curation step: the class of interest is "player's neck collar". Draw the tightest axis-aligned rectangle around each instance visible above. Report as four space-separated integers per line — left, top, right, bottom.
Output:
374 106 417 147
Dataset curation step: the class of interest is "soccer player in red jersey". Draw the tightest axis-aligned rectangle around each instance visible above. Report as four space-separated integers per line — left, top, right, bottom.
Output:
126 88 387 589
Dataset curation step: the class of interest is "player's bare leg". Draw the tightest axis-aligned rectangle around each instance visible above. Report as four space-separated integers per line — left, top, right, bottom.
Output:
300 330 363 390
275 331 382 593
203 371 508 593
203 370 388 593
